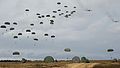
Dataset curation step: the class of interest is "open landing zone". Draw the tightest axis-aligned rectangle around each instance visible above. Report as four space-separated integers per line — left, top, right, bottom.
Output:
0 60 120 68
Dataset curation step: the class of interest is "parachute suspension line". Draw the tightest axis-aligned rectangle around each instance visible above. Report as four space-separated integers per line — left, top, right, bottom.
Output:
104 9 119 23
106 12 114 22
76 0 92 11
76 0 85 9
34 33 39 46
103 0 119 23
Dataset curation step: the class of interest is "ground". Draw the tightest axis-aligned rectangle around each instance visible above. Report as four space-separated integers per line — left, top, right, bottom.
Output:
0 60 120 68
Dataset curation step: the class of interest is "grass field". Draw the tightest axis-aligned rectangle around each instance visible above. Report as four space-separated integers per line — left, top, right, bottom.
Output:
0 60 120 68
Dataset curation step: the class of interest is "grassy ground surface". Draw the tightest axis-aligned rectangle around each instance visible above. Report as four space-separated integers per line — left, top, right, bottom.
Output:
0 60 120 68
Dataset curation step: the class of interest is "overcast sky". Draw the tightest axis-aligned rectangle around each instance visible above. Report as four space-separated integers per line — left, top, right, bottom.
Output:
0 0 120 60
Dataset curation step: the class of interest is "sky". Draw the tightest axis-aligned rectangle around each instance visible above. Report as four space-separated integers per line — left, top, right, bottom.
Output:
0 0 120 60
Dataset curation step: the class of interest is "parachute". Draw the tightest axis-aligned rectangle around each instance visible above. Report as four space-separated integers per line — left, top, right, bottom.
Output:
31 32 36 35
52 16 56 18
74 6 77 8
30 24 34 26
0 25 6 28
57 2 61 5
13 22 18 25
107 49 114 52
64 6 68 8
26 29 31 32
34 38 38 41
41 15 45 18
44 34 49 36
107 49 114 60
40 22 43 24
53 11 57 13
13 36 18 39
64 48 71 52
72 56 80 63
51 35 55 38
81 57 90 63
25 9 29 11
36 13 40 15
4 22 10 25
10 28 15 30
106 12 119 23
18 33 22 35
44 56 54 63
46 15 50 17
58 9 61 11
50 20 54 25
38 16 41 18
13 51 20 55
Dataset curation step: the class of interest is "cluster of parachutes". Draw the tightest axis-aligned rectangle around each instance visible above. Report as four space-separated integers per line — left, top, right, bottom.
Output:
0 0 119 60
0 0 118 44
0 1 78 46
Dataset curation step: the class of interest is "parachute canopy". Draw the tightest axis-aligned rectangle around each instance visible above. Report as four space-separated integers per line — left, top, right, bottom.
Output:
0 25 6 28
40 22 43 24
13 51 20 55
107 49 114 52
4 22 10 25
21 58 27 63
57 2 61 5
41 15 45 18
58 9 61 11
30 24 34 26
18 33 22 35
10 28 15 30
64 6 68 8
44 34 48 36
34 38 38 41
25 9 29 11
46 15 50 17
53 11 57 13
26 30 31 32
44 56 54 63
13 36 18 38
81 57 90 63
74 6 77 8
51 35 55 38
86 9 92 11
31 32 36 34
36 13 40 15
50 22 54 24
64 48 71 52
72 56 80 63
52 16 56 18
50 20 54 24
38 16 41 18
13 22 17 25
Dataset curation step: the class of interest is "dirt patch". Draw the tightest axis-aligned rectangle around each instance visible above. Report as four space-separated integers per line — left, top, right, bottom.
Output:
66 63 100 68
66 63 120 68
93 63 120 68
